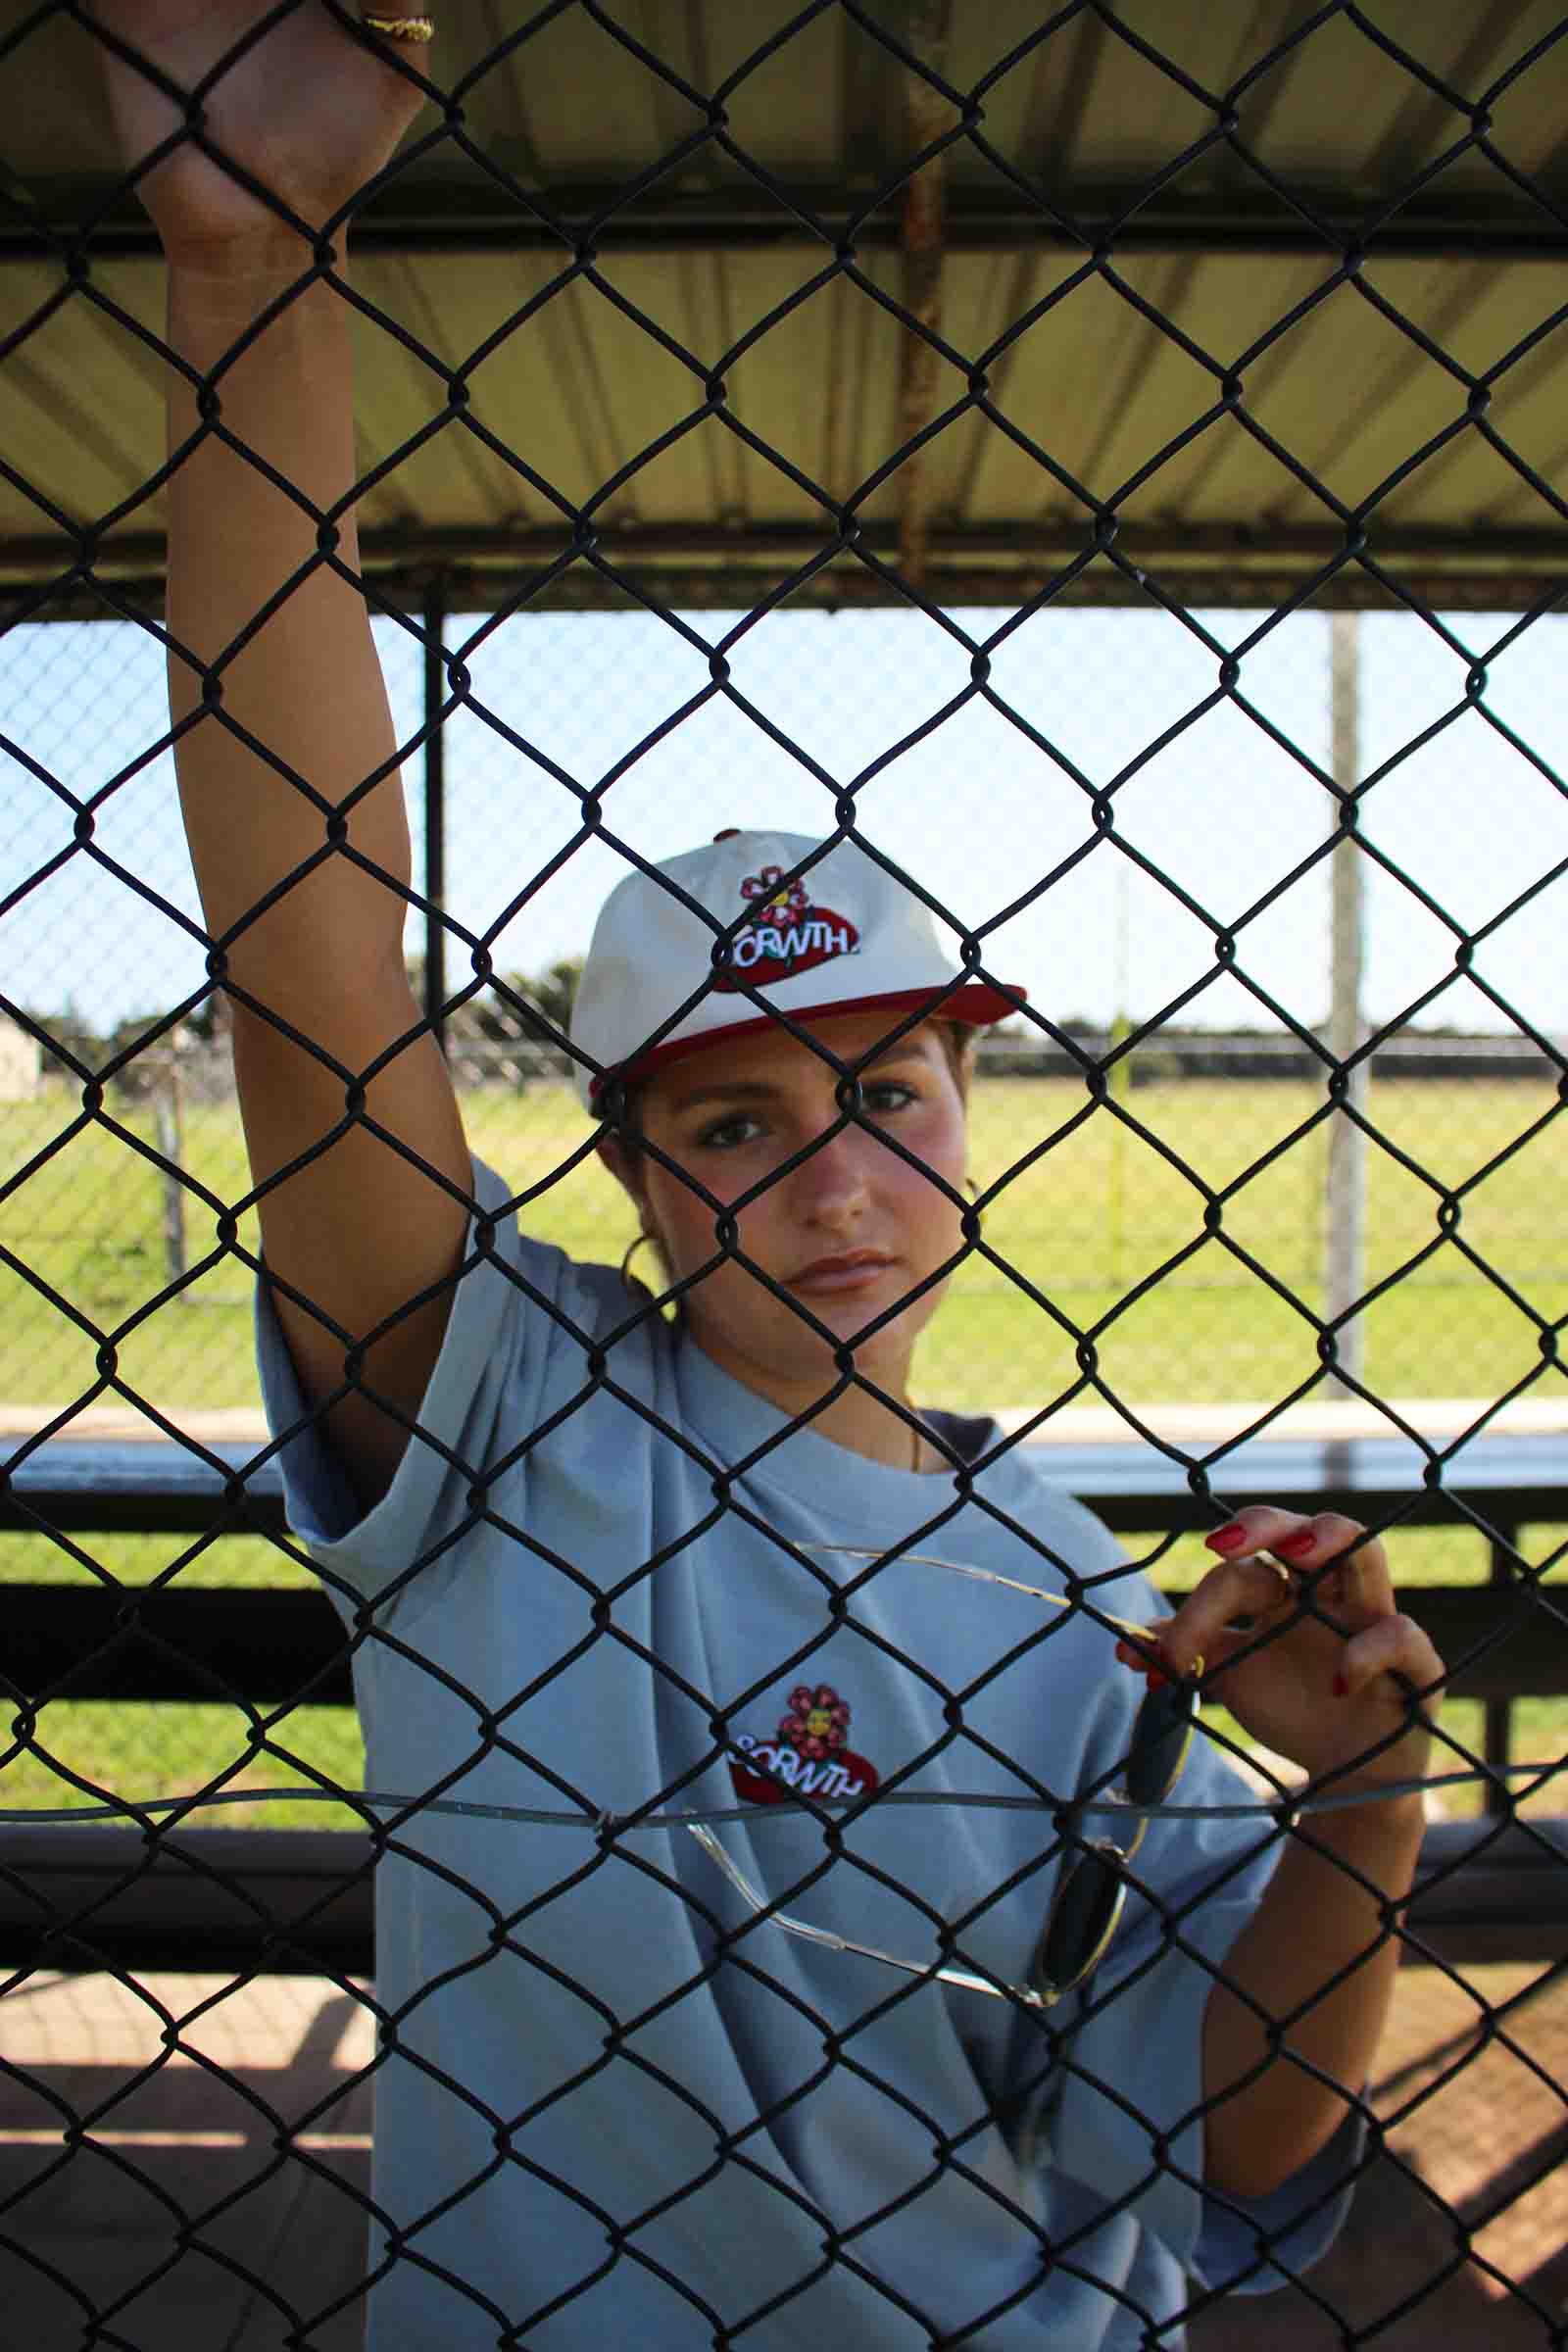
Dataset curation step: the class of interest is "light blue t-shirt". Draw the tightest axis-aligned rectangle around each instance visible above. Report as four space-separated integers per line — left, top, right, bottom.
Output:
257 1157 1359 2348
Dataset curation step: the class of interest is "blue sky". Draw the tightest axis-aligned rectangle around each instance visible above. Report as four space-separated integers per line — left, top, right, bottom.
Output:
3 599 1564 1043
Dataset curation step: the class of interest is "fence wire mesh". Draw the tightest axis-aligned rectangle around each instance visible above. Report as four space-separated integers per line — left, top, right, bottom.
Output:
2 2 1568 2346
6 609 1568 1424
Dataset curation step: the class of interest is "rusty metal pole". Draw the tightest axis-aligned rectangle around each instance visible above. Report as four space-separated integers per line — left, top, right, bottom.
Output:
898 0 954 595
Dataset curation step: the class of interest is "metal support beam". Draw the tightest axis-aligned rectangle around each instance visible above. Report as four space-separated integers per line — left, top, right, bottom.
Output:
7 522 1567 616
421 577 448 1053
894 0 953 594
1485 1527 1518 1820
1325 611 1367 1397
13 180 1568 263
3 1577 1563 1708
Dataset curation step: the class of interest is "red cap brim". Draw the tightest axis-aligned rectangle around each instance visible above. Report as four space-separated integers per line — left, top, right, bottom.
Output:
587 980 1024 1104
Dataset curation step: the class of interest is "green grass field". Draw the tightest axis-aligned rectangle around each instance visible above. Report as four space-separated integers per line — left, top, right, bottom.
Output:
4 1072 1564 1829
6 1072 1565 1413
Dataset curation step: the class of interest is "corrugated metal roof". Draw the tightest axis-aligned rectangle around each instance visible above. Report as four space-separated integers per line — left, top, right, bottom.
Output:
2 0 1566 612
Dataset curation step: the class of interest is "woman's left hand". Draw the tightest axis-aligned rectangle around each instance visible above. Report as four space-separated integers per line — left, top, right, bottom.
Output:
1116 1507 1446 1792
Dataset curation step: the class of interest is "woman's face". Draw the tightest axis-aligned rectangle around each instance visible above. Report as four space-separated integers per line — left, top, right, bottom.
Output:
610 1012 970 1405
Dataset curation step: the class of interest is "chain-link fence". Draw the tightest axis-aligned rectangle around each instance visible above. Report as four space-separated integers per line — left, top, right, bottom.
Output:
7 605 1565 1419
3 3 1568 2345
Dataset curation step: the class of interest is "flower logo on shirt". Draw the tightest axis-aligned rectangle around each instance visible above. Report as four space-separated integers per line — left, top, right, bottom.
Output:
778 1683 851 1762
729 1682 879 1806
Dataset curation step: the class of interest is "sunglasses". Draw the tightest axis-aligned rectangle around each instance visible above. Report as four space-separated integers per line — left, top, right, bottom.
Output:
1027 1653 1200 2003
690 1544 1202 2009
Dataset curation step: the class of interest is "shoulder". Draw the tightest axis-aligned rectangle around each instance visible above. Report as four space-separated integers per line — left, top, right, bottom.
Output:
471 1158 645 1335
931 1413 1126 1557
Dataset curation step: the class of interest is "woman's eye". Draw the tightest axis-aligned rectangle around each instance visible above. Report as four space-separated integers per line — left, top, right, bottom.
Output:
693 1084 914 1149
697 1114 763 1150
860 1081 917 1115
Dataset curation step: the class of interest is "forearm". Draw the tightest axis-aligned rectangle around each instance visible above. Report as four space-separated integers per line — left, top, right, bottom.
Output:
165 254 412 1011
1200 1790 1424 2199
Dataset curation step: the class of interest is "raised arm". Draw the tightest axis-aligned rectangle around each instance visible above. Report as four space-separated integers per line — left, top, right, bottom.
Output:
92 4 470 1503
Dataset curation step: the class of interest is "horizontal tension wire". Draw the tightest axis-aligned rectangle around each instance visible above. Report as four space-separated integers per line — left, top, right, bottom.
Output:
3 1757 1562 1831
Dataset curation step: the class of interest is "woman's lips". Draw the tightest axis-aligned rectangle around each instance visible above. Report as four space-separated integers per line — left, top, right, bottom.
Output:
786 1251 898 1295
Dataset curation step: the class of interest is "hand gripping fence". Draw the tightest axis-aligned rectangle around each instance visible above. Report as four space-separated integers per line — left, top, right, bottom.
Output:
2 3 1568 2346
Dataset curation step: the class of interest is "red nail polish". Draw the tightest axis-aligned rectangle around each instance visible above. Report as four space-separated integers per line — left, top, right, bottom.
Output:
1332 1672 1348 1697
1207 1523 1248 1552
1277 1530 1316 1559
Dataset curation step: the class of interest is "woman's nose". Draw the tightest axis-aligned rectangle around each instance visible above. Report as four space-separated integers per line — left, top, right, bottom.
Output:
784 1122 873 1224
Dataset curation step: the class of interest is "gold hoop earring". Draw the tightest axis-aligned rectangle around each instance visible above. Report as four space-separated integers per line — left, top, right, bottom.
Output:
361 13 436 39
620 1231 657 1292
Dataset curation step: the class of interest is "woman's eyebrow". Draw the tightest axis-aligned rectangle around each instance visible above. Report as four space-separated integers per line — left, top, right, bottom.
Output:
667 1079 785 1112
668 1049 928 1115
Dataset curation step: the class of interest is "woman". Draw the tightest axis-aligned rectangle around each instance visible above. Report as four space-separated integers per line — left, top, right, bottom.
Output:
93 8 1444 2345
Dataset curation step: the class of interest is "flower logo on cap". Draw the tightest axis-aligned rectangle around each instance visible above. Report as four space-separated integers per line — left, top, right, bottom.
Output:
742 865 809 921
715 863 861 992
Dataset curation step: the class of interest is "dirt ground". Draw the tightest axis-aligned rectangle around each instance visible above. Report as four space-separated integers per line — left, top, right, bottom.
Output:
1194 1958 1568 2349
2 1957 1565 2348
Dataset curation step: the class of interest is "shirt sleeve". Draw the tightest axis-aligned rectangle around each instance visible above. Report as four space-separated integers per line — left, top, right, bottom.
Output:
1189 2103 1364 2297
252 1153 633 1630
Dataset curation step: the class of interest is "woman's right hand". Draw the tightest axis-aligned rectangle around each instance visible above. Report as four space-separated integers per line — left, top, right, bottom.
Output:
86 2 434 266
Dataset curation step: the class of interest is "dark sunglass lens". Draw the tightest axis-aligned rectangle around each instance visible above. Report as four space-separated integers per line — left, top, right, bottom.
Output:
1125 1679 1195 1808
1029 1847 1123 1999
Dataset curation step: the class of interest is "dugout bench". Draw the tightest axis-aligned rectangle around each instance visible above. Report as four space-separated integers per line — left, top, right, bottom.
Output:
3 1427 1566 1979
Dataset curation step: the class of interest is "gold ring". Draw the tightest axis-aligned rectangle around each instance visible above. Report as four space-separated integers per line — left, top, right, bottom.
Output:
362 13 434 38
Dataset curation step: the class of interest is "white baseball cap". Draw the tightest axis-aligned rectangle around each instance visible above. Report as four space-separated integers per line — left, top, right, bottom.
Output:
568 830 1022 1107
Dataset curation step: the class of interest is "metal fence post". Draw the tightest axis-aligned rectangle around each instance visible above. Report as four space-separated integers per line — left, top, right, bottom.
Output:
155 1032 185 1294
896 0 953 595
422 575 448 1054
1325 611 1367 1396
1485 1525 1518 1818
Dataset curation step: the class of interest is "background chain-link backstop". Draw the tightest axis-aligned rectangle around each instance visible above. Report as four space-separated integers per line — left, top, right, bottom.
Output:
2 2 1568 2345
